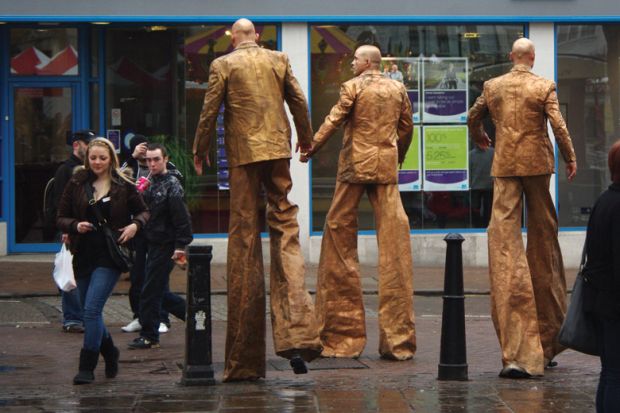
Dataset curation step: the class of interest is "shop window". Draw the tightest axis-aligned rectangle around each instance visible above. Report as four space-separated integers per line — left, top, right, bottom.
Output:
310 24 523 231
104 25 278 234
557 24 620 226
10 28 78 76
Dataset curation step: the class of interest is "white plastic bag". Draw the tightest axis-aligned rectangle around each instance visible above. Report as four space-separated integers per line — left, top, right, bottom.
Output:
53 244 77 292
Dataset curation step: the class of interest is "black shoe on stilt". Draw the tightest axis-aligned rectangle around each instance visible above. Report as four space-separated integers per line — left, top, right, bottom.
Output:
290 353 308 375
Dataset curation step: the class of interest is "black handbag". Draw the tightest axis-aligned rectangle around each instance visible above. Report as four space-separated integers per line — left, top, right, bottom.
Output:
84 183 134 273
558 231 599 356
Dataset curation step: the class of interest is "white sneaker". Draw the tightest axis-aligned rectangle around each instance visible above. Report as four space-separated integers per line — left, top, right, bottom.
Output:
158 323 169 334
122 318 141 333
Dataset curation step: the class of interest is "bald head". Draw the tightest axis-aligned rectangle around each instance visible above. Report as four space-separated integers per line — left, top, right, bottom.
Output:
231 18 258 47
356 45 382 67
351 45 382 75
510 38 535 68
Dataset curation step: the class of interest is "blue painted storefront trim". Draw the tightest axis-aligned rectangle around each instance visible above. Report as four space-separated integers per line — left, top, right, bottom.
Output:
2 15 620 23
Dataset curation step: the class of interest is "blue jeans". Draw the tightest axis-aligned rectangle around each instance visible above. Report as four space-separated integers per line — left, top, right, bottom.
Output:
596 317 620 413
61 288 83 326
76 267 120 352
139 242 186 342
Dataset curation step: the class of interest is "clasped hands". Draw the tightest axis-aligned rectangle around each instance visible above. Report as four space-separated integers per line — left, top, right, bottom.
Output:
296 142 313 163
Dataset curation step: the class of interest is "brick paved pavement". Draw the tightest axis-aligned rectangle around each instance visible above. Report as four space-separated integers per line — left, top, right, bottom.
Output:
0 254 579 297
0 293 600 412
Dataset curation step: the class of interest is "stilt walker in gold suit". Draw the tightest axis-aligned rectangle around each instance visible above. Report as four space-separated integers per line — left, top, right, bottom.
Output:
303 45 416 360
193 18 321 381
468 38 577 378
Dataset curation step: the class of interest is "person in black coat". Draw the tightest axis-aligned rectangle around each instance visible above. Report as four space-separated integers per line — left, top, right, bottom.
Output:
52 129 96 333
583 139 620 412
120 135 180 334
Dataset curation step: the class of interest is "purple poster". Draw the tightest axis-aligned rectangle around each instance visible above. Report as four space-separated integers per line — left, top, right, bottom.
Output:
422 58 468 123
106 129 121 153
216 105 229 190
382 57 420 123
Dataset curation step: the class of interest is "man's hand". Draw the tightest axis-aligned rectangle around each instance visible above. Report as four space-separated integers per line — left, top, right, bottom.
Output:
193 155 203 176
297 142 313 163
61 233 70 245
132 142 147 160
566 161 577 182
172 249 187 270
193 154 211 176
477 132 492 151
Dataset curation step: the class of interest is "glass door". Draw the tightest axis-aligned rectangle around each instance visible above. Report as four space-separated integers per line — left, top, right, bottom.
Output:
9 83 78 252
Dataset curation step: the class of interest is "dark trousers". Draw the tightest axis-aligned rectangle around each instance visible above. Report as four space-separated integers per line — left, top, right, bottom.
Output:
138 242 186 342
129 233 169 324
595 317 620 413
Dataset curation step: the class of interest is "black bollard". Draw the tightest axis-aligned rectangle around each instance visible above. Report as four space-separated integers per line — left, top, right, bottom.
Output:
437 233 468 381
181 245 216 386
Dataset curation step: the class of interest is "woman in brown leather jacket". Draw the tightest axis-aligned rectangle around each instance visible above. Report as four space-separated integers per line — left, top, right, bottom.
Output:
57 138 149 385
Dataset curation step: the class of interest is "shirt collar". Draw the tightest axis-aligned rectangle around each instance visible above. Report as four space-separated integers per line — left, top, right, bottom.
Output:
360 69 383 77
235 41 259 50
511 64 532 73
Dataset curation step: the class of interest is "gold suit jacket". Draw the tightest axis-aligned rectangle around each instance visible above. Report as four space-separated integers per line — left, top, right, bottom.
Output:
193 42 312 167
468 64 576 177
312 70 413 184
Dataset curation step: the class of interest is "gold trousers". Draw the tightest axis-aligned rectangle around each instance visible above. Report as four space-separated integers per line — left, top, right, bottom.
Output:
488 175 567 376
315 180 416 359
224 159 321 382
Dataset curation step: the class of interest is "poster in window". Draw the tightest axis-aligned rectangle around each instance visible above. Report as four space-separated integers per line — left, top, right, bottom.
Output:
216 105 229 190
423 125 469 191
381 57 420 123
398 126 421 191
422 58 468 123
106 130 121 154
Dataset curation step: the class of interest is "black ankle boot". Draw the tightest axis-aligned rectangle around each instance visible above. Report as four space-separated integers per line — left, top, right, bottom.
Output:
100 335 120 378
73 348 99 385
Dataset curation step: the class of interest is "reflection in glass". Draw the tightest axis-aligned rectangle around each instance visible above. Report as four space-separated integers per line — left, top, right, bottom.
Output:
310 24 523 231
557 25 620 227
10 28 78 76
13 87 72 243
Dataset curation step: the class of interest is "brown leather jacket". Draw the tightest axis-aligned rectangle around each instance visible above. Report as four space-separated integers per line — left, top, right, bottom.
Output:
468 64 576 177
193 41 312 167
56 169 149 255
311 70 413 184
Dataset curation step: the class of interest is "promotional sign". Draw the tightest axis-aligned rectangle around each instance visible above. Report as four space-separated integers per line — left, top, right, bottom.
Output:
422 58 468 123
216 105 229 190
111 108 122 126
423 125 469 191
106 130 121 153
381 57 420 123
398 126 421 191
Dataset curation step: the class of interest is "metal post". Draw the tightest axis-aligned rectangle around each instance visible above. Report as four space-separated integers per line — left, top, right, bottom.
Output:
438 233 468 381
181 245 215 386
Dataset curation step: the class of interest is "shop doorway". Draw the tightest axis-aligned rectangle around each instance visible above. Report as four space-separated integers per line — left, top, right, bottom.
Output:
8 83 79 252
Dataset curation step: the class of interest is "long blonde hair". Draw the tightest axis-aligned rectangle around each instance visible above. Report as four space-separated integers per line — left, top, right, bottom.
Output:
84 138 134 185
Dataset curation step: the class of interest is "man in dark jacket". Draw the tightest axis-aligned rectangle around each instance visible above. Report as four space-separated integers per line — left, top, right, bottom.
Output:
120 134 180 334
53 129 96 333
128 143 193 349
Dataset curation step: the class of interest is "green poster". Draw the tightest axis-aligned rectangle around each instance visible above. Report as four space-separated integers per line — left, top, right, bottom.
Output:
401 126 419 170
423 125 469 191
398 126 421 191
